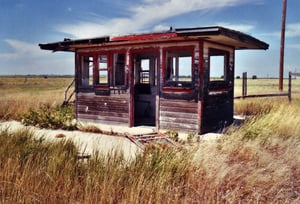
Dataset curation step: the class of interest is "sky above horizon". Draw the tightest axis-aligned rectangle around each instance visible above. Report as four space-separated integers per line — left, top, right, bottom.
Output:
0 0 299 77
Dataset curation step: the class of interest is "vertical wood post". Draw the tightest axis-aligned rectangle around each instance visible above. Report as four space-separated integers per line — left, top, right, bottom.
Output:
128 50 134 127
156 48 163 132
242 72 247 98
288 71 292 101
279 0 287 91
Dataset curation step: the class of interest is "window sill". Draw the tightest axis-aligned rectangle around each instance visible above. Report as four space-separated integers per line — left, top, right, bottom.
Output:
209 88 229 95
94 85 110 95
94 85 110 89
162 87 194 93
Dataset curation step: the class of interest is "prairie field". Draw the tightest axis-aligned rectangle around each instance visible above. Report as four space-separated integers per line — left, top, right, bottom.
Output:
0 76 300 203
0 76 74 120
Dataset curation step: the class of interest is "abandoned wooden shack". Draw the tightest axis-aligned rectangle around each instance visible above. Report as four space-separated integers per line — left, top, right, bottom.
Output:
39 26 268 134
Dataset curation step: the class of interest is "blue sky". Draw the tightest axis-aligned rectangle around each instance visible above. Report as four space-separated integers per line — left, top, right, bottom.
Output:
0 0 299 77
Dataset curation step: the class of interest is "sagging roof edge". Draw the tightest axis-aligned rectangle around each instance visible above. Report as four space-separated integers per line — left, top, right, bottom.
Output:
39 26 269 52
39 36 110 52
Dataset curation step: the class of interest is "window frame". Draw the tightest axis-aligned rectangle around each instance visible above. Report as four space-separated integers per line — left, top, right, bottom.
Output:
79 54 95 88
208 48 230 90
96 53 110 86
162 46 194 90
112 52 126 87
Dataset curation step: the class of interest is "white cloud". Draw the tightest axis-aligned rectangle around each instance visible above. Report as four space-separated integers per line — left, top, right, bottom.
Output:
0 39 73 75
55 0 257 38
261 23 300 39
216 22 255 33
288 44 300 49
153 24 171 32
286 23 300 38
0 39 47 60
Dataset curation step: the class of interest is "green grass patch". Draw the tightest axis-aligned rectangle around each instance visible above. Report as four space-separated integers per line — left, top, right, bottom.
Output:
21 105 77 130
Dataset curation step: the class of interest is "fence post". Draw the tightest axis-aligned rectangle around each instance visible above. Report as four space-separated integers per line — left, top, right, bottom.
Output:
288 72 292 101
242 72 247 98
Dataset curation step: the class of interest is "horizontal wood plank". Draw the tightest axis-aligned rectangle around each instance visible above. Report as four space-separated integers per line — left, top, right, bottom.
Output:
79 118 128 126
76 93 129 125
77 107 129 118
78 113 128 124
159 97 198 132
160 111 198 120
159 121 198 132
159 116 198 125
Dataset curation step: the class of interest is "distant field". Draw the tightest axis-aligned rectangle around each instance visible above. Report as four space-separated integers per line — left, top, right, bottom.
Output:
0 76 74 120
235 77 300 95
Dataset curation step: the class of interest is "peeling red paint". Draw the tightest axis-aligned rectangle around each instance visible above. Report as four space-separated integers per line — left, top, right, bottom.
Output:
111 32 178 42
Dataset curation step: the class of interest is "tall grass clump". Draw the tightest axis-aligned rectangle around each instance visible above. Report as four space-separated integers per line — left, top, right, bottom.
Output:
81 145 194 203
234 98 277 116
0 128 80 203
189 100 300 203
235 100 300 141
0 128 196 203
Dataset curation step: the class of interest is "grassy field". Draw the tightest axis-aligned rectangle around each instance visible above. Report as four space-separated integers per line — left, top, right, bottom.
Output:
0 76 300 203
0 76 74 120
234 77 300 97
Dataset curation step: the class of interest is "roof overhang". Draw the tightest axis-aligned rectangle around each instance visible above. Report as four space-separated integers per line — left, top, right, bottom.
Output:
175 26 269 50
39 36 110 52
39 26 269 52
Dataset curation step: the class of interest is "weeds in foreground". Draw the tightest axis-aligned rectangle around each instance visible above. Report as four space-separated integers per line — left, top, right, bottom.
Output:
1 104 300 204
0 129 194 203
192 101 300 203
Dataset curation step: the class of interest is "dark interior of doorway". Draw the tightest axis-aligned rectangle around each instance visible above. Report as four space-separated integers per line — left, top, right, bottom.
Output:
133 53 157 126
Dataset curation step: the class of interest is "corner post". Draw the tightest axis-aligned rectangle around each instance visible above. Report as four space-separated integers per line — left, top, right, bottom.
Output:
288 71 292 101
242 72 247 98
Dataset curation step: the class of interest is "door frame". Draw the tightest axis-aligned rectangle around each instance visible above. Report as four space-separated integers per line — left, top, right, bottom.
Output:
129 48 160 127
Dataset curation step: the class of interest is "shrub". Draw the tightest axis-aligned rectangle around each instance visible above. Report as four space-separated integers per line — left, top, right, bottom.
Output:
187 132 199 143
165 130 179 142
234 100 274 116
21 105 77 130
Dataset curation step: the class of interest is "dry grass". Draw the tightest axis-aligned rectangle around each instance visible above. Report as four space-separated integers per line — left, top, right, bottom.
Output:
0 76 300 203
0 129 194 203
0 76 74 120
234 77 296 96
193 101 300 203
1 108 299 203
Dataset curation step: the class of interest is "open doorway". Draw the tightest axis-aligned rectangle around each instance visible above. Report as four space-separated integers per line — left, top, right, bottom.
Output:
133 52 158 126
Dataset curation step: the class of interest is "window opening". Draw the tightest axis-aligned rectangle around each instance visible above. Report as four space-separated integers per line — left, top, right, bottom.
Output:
209 49 228 82
165 49 192 87
81 56 94 87
98 55 108 85
140 59 150 84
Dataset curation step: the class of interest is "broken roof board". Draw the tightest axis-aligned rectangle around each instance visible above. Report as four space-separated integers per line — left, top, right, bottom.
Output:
39 26 269 52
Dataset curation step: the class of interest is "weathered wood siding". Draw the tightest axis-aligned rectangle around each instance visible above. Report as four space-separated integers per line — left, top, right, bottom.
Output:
76 92 129 125
201 92 233 133
159 98 198 132
200 42 235 133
